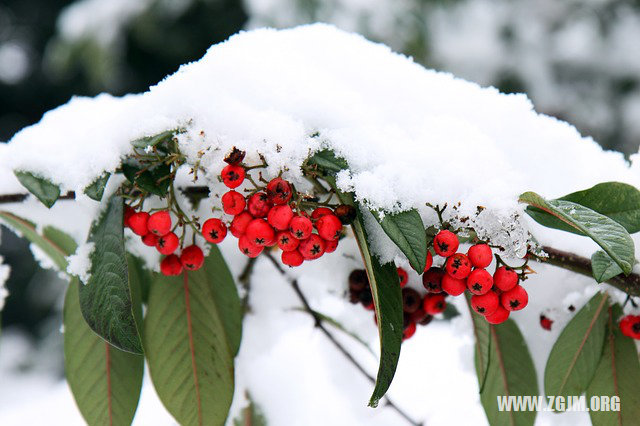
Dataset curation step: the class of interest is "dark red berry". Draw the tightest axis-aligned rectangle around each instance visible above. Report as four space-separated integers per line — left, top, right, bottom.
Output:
202 218 227 244
160 254 183 276
238 235 263 258
124 206 135 227
403 321 417 341
282 250 304 267
485 305 510 324
311 207 333 220
402 288 421 313
128 212 150 236
267 204 294 231
540 314 554 331
266 177 292 205
445 253 471 279
147 210 172 236
221 164 245 189
221 190 246 215
397 267 409 287
180 245 204 271
493 266 518 291
316 214 342 240
298 234 326 260
324 238 338 253
349 269 368 291
276 231 299 251
466 268 493 295
334 204 356 225
423 293 447 315
433 230 459 257
247 192 272 218
471 292 499 316
422 267 444 293
245 219 275 247
230 211 253 237
424 251 433 272
142 233 158 247
409 307 432 325
500 285 528 311
289 215 313 240
156 232 179 255
467 244 493 268
441 274 466 296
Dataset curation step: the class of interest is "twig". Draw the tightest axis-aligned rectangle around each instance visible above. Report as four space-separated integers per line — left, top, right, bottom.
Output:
238 257 258 314
0 188 209 204
263 252 423 426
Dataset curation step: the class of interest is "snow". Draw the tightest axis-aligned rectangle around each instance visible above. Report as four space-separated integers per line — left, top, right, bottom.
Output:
66 242 95 283
0 255 10 310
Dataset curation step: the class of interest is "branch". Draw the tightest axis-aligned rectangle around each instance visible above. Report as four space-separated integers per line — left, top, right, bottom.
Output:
536 246 640 297
0 187 209 204
263 252 423 426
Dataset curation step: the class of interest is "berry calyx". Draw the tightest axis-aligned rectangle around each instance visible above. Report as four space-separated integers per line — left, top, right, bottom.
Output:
397 267 409 287
128 212 150 236
276 231 300 252
180 245 204 271
316 214 342 240
493 266 519 291
423 293 447 315
402 288 421 313
281 250 304 267
147 210 172 236
441 274 466 296
247 192 272 218
221 190 246 215
424 251 433 272
156 232 179 255
142 233 158 247
245 219 275 246
467 243 493 268
466 268 493 295
500 285 528 311
298 234 326 260
267 204 294 231
445 253 471 279
160 254 183 276
230 211 253 237
221 164 245 189
238 235 264 258
485 305 510 324
471 292 499 316
422 267 444 293
202 218 227 244
433 230 459 257
266 177 292 205
289 215 313 240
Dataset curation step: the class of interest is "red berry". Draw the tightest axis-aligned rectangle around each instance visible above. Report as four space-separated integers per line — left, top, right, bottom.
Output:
202 218 227 244
245 219 275 246
289 215 313 240
423 293 447 315
445 253 472 279
493 266 519 291
619 315 640 339
238 235 263 258
266 177 292 205
466 268 493 295
299 234 326 260
403 321 417 341
180 245 204 271
128 212 150 236
124 206 135 227
147 210 172 236
156 232 179 255
221 190 246 215
424 251 433 272
311 207 333 220
324 238 338 253
281 250 304 267
433 230 459 257
247 192 272 218
467 244 493 268
267 204 294 230
402 288 421 313
142 233 158 247
160 254 183 276
276 231 299 251
500 285 528 311
441 274 466 296
485 305 510 324
410 307 432 325
471 292 499 316
230 211 253 237
397 267 409 287
221 164 245 189
422 267 444 293
540 314 554 331
316 214 342 240
334 204 356 224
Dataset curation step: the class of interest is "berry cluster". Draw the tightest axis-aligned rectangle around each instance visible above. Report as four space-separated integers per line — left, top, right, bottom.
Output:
430 229 529 324
619 315 640 339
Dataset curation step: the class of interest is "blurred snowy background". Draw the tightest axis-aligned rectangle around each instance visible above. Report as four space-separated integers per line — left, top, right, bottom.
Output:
1 0 639 424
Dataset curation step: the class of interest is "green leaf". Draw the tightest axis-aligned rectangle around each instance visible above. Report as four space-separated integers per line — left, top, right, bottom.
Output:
544 292 609 403
84 173 111 201
373 209 427 273
131 129 176 149
144 267 236 425
79 194 143 354
466 294 491 393
64 278 143 426
122 163 171 196
520 192 635 275
307 149 349 174
587 304 640 426
479 319 538 426
14 170 61 208
233 393 268 426
0 211 75 271
591 251 624 283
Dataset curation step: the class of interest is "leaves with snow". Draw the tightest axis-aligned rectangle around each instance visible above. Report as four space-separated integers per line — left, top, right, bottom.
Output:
591 251 625 283
79 194 143 354
544 292 609 404
14 170 61 208
84 172 111 201
373 209 427 273
520 191 635 275
130 129 176 149
122 162 171 196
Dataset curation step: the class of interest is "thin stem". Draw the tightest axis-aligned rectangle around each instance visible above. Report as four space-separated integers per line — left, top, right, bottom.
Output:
238 257 258 314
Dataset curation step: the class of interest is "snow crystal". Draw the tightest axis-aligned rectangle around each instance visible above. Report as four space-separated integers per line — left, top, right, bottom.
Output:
29 243 58 271
0 255 10 311
66 242 95 283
